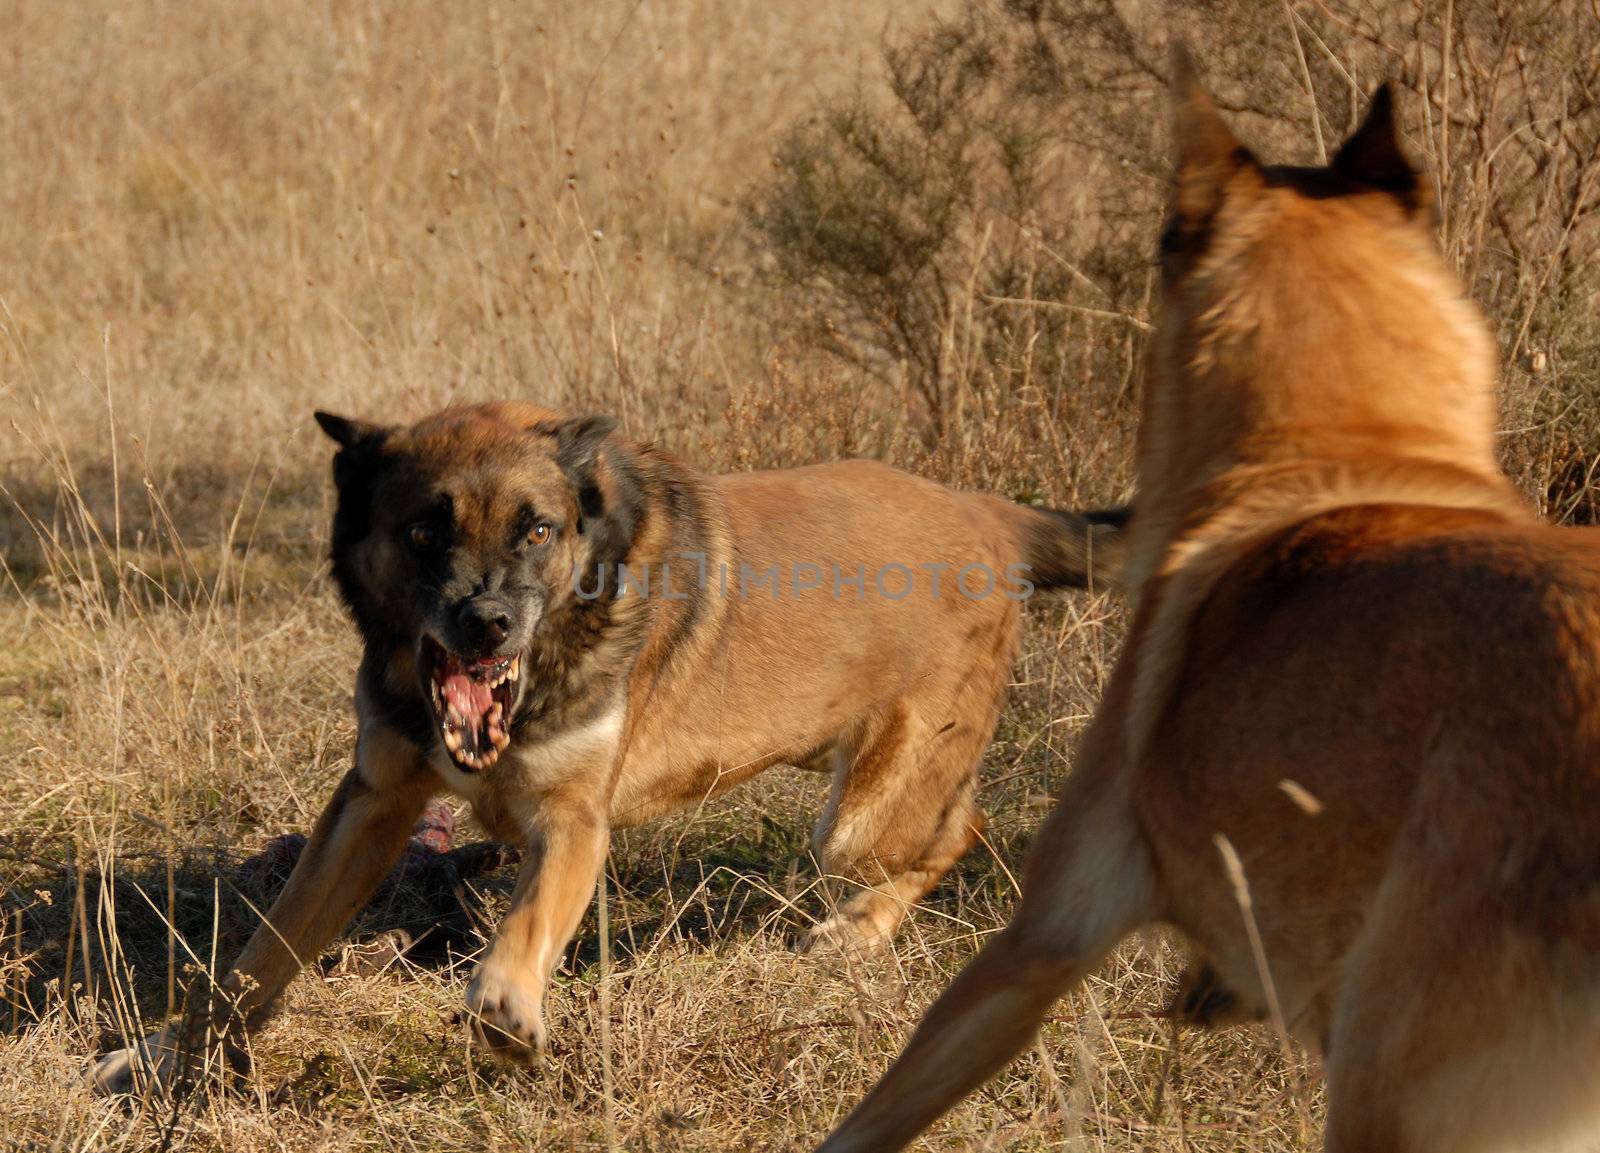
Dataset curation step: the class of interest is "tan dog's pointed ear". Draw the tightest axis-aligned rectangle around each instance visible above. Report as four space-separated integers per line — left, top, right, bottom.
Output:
1332 84 1433 218
1170 43 1257 222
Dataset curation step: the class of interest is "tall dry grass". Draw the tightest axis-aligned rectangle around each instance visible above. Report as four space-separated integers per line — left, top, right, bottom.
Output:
0 1 1593 1150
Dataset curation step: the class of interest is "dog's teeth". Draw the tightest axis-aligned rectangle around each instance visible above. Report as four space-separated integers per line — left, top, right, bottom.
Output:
508 657 520 682
443 728 462 752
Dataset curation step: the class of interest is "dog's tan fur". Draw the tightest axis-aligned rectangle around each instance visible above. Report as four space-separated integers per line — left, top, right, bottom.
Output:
93 402 1118 1092
818 55 1600 1153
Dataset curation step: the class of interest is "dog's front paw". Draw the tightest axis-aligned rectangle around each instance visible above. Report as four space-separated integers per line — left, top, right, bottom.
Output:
465 963 546 1064
89 1024 250 1098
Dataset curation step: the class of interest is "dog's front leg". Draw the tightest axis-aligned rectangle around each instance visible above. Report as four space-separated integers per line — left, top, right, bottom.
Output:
92 738 436 1096
465 787 608 1063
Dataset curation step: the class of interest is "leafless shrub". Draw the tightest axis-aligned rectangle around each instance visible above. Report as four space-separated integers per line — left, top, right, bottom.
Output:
754 0 1600 513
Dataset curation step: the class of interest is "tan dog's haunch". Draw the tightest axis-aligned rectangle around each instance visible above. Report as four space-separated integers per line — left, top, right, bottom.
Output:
818 55 1600 1153
91 401 1120 1094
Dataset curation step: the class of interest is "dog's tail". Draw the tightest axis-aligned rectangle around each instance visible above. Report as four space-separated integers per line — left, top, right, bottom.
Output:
1011 504 1128 592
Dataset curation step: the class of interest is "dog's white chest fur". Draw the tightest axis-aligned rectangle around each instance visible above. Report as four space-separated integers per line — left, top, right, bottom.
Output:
428 705 625 834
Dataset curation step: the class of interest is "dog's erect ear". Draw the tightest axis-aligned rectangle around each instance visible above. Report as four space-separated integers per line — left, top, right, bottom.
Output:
1332 85 1410 186
538 414 636 559
1170 43 1258 224
314 410 394 628
314 411 389 450
314 411 392 512
1332 84 1433 218
541 414 618 473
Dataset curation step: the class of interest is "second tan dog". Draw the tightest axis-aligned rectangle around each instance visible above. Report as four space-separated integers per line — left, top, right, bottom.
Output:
92 401 1120 1093
818 54 1600 1153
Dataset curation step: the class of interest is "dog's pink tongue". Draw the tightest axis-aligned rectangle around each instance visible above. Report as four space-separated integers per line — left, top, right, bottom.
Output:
441 673 492 718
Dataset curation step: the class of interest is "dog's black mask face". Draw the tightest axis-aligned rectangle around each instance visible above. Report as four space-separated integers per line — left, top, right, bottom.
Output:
316 406 621 772
394 476 549 773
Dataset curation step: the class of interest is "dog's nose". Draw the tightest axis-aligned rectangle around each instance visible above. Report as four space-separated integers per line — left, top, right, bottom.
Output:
457 597 513 650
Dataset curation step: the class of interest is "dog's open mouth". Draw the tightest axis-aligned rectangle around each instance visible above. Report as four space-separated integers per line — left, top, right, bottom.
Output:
421 638 520 771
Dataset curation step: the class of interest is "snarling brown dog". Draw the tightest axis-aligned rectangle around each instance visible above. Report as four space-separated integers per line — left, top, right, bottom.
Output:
818 54 1600 1153
92 400 1121 1093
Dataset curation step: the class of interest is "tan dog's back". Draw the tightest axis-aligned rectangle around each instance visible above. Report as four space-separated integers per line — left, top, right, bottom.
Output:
620 458 1092 790
714 459 1036 686
1150 504 1600 1059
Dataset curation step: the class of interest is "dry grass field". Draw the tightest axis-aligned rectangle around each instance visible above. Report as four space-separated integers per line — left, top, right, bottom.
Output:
1 2 1595 1150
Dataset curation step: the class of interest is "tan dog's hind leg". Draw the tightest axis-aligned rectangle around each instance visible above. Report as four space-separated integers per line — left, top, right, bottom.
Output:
465 788 608 1063
808 699 992 953
1323 839 1600 1153
92 748 436 1096
816 745 1156 1152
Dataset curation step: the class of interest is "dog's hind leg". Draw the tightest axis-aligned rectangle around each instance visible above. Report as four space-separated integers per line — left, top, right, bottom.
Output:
815 738 1158 1152
1323 826 1600 1153
807 696 992 953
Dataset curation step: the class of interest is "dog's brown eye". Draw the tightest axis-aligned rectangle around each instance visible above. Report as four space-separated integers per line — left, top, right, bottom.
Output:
408 523 438 551
529 522 553 546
